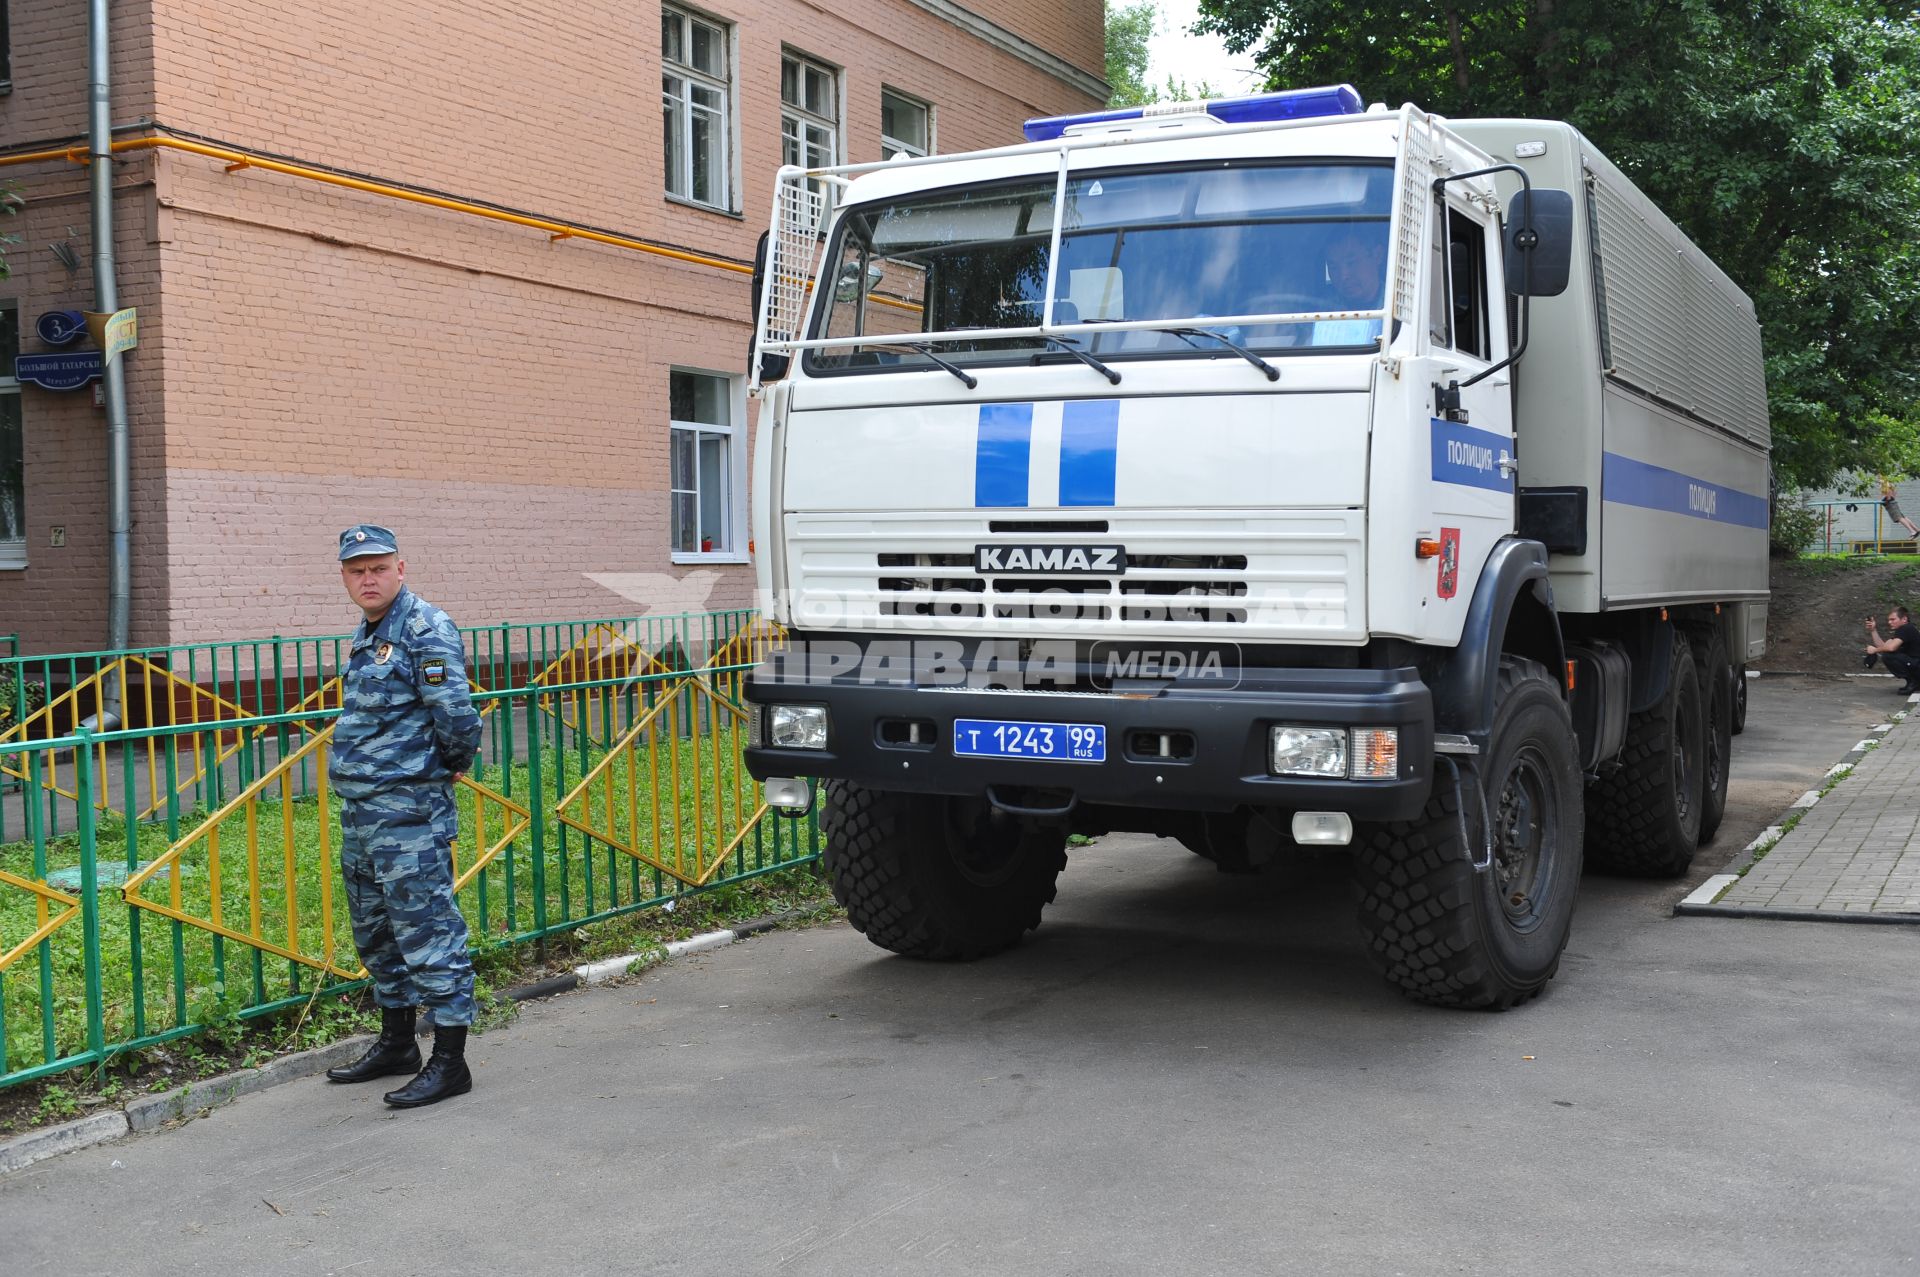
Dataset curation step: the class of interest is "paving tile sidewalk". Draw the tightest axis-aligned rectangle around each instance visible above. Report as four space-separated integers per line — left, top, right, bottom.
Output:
1682 694 1920 921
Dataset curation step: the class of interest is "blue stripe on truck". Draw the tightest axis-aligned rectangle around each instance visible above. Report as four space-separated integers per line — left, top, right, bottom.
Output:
1602 452 1768 529
1059 400 1120 506
1430 418 1514 493
974 402 1034 507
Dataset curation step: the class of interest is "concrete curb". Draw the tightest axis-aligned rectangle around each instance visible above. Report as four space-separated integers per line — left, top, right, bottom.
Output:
0 1111 130 1174
0 908 808 1175
1675 704 1911 919
123 1037 373 1133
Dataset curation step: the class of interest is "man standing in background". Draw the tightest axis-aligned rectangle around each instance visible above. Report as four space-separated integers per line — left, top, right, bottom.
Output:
323 524 483 1108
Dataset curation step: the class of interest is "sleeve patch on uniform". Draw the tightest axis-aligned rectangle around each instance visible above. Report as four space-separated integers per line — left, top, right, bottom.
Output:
422 658 447 686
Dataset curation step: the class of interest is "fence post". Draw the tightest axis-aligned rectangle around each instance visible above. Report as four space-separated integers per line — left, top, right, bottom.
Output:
75 728 107 1064
272 634 289 762
526 690 548 936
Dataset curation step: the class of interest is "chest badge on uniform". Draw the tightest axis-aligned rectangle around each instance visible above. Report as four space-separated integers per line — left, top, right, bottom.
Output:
375 642 394 665
422 657 446 686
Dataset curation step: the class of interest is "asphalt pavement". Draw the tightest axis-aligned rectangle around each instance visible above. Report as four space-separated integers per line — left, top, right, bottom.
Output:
3 674 1917 1275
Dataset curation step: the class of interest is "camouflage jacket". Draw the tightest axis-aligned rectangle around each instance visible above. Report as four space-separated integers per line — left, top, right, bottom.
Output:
328 588 481 802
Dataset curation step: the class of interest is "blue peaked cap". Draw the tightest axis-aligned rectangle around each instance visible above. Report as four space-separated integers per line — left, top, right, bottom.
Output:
337 524 399 561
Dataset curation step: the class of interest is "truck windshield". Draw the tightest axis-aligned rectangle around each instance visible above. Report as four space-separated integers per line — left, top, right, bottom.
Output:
806 160 1394 374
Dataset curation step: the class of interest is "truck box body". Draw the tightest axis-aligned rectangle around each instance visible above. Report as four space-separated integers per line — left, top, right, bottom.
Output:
1452 120 1770 654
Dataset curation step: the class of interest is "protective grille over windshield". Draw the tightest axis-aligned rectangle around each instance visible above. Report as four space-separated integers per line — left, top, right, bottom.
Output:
765 173 829 349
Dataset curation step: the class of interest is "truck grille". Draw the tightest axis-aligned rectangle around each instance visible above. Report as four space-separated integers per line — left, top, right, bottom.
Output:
876 553 1249 622
787 512 1363 641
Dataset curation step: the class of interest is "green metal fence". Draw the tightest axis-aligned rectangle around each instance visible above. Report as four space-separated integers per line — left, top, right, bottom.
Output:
0 612 816 1091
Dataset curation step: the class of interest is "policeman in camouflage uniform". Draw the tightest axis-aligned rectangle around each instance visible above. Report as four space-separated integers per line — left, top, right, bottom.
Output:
322 524 484 1108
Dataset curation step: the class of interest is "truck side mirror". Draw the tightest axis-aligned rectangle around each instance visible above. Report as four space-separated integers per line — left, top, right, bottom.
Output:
749 231 792 382
1504 189 1574 298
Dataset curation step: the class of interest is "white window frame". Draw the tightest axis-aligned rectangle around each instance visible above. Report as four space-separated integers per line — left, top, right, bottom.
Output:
781 49 842 181
662 4 734 212
668 367 748 564
880 87 933 159
0 299 22 570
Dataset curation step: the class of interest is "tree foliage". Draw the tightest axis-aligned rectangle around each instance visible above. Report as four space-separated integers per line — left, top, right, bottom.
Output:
1106 1 1159 106
1193 0 1920 488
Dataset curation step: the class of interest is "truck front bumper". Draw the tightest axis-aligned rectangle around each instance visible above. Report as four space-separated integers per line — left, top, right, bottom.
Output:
744 662 1435 823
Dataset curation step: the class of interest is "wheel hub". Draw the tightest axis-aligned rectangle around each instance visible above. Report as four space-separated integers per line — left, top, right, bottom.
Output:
1493 746 1554 924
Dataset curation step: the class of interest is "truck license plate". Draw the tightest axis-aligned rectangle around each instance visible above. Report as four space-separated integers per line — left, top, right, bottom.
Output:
952 719 1106 762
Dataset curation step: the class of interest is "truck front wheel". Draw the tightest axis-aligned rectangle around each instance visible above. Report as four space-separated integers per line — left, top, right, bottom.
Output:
1353 658 1584 1009
820 781 1068 960
1584 630 1705 876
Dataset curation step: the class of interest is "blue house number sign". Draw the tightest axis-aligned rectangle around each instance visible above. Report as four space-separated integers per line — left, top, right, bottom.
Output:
36 310 89 346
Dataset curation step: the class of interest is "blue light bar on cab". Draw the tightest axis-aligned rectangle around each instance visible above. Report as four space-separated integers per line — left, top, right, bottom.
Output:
1022 84 1365 142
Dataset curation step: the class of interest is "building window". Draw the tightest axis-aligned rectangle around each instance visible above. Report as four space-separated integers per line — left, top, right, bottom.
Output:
662 5 731 210
669 369 739 557
880 89 931 159
0 302 22 568
0 2 12 92
781 51 840 175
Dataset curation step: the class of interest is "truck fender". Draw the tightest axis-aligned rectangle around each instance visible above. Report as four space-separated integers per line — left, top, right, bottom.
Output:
1430 537 1567 750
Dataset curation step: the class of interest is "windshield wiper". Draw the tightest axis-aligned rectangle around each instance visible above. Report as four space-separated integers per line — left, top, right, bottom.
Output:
1157 327 1280 381
1034 335 1121 385
902 342 978 389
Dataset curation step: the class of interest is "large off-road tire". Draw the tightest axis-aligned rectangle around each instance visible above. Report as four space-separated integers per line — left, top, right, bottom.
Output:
1583 630 1705 877
1353 658 1584 1010
1691 629 1734 844
1731 664 1748 735
820 780 1068 960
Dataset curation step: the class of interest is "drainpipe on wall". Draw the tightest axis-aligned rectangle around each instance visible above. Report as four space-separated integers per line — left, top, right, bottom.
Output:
91 0 130 727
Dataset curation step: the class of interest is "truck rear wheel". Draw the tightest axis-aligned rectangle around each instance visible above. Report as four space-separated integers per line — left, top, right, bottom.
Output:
1584 630 1704 876
820 780 1068 960
1692 630 1733 844
1731 664 1748 735
1353 658 1584 1010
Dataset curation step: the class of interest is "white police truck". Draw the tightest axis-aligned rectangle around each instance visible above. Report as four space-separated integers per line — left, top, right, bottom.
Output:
743 87 1769 1008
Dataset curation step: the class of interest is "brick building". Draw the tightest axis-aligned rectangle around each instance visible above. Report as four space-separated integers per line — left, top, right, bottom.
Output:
0 0 1106 653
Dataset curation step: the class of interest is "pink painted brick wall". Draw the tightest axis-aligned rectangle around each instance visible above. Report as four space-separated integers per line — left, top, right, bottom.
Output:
0 0 1105 651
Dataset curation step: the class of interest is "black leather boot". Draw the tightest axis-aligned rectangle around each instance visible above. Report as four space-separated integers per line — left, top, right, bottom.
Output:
383 1025 472 1108
326 1007 421 1083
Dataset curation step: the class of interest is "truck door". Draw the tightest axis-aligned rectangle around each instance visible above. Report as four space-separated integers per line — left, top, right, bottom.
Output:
1424 197 1515 603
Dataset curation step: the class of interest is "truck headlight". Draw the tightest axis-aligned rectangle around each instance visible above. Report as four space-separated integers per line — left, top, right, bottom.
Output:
769 704 829 750
1269 726 1347 777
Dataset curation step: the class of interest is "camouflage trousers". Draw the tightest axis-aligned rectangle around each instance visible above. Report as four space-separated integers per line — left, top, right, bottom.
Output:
339 786 475 1027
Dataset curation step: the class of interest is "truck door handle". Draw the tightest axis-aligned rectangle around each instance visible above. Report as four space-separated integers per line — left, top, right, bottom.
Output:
1497 451 1518 479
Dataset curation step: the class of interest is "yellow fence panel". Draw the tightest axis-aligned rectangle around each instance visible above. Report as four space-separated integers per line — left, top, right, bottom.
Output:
533 623 682 747
0 868 81 973
0 656 254 819
553 676 767 887
122 731 360 980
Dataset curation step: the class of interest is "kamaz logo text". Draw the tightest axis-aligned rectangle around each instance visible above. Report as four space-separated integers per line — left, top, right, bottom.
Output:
974 544 1126 574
